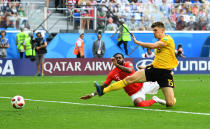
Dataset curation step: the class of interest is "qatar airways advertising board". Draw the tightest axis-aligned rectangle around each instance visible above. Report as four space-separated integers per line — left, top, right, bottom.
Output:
0 58 133 76
43 58 133 76
1 58 210 76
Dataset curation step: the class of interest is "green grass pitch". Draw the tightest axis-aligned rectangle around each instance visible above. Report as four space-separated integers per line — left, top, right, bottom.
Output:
0 75 210 129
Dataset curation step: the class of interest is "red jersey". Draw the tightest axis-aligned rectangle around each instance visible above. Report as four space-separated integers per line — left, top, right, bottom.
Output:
104 62 143 96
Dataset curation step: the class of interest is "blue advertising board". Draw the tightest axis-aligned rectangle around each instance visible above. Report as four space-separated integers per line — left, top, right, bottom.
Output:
174 58 210 74
133 58 210 74
1 58 210 76
0 59 36 76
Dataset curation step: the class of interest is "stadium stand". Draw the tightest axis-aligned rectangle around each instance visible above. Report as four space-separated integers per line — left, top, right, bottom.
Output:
0 0 208 31
0 1 28 29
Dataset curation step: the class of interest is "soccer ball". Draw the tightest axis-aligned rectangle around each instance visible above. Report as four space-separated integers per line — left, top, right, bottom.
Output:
11 96 25 109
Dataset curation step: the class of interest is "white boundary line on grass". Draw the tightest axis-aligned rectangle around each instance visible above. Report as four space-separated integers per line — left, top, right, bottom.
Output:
1 96 210 116
0 80 204 85
0 81 91 85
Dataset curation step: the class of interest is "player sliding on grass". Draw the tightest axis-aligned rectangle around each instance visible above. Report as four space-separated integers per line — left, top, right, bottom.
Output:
95 22 178 107
80 53 166 107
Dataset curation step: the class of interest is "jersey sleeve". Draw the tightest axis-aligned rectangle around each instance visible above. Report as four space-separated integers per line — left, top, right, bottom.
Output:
104 71 113 85
124 62 134 69
160 36 169 46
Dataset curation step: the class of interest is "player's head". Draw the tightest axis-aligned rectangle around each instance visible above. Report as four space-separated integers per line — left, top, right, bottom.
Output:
151 22 165 39
113 53 124 65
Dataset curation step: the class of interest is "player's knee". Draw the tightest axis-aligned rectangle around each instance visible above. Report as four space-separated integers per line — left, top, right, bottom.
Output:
166 101 175 107
166 97 176 107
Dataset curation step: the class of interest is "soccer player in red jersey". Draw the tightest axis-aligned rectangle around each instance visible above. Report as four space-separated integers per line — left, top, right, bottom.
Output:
80 53 166 107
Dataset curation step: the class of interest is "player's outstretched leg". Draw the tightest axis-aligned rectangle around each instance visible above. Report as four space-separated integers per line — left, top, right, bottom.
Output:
94 81 104 96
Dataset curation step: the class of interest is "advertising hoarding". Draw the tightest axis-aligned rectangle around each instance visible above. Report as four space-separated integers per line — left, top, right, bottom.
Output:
1 58 210 76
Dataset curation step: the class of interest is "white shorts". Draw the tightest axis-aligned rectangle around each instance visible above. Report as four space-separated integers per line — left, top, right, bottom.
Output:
130 82 160 102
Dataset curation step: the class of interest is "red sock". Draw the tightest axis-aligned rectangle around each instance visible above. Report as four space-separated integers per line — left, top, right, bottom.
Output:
137 99 156 107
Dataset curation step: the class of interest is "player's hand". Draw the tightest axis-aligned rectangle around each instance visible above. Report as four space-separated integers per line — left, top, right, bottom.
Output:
80 94 93 100
131 33 135 40
131 33 138 43
111 57 118 66
138 65 146 69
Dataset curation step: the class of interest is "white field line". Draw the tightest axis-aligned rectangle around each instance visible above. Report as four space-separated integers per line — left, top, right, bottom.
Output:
0 81 94 85
0 80 205 85
1 96 210 116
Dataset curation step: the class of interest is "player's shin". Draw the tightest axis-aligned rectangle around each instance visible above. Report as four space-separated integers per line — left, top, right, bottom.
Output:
103 79 128 93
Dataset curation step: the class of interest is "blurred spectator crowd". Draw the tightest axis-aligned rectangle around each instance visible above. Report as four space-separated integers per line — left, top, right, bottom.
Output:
0 0 29 29
0 0 209 31
103 0 210 31
67 0 210 31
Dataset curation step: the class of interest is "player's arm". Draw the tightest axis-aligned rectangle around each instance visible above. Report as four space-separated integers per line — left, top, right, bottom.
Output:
131 34 165 49
111 57 132 73
80 83 108 100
